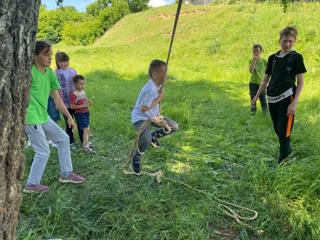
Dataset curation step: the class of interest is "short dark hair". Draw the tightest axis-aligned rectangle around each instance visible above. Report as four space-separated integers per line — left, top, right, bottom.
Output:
148 59 166 78
253 44 263 51
55 51 70 69
35 40 51 55
280 26 298 40
73 74 85 83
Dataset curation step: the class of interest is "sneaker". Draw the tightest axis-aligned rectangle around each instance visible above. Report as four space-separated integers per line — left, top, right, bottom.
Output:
70 143 77 151
59 172 85 184
150 137 160 148
88 141 94 148
132 155 142 175
84 146 96 154
278 152 295 164
23 184 49 193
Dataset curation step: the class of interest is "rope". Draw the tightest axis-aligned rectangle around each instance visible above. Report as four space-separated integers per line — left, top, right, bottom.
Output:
123 120 262 235
123 168 262 234
166 0 184 66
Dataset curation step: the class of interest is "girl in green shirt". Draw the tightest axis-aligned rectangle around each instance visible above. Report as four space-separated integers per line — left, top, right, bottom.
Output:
24 41 85 193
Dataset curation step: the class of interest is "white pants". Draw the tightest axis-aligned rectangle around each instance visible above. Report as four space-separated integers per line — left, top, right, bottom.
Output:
25 119 73 185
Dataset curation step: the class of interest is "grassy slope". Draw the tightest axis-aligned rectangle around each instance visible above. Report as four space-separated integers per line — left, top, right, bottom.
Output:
19 2 320 239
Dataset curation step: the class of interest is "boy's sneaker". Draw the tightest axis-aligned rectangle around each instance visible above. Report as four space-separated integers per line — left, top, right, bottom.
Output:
150 137 160 148
132 155 141 175
23 184 49 193
278 152 295 164
84 146 96 154
70 143 77 151
88 141 94 148
59 172 85 184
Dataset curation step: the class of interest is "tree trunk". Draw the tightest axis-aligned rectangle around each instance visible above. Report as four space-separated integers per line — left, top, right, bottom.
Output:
0 1 40 239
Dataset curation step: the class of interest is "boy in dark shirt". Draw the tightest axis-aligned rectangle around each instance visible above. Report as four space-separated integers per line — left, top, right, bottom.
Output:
251 26 307 163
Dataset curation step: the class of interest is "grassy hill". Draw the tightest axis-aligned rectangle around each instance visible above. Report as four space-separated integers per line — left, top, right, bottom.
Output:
19 2 320 239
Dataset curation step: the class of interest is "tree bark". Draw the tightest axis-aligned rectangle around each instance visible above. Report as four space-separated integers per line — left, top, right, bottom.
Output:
0 1 40 239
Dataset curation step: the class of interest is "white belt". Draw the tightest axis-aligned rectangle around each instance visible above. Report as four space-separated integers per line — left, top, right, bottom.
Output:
267 88 293 103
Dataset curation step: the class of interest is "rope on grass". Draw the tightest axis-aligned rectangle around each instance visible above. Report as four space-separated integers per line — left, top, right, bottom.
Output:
123 121 263 235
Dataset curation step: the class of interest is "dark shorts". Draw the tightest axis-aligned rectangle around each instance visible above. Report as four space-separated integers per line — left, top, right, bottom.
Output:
47 97 60 122
75 112 90 129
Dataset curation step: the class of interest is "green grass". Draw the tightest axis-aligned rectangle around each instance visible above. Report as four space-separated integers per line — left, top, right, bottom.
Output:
19 2 320 239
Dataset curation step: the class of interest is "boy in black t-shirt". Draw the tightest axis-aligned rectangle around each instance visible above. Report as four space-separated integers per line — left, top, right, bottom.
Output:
251 26 307 163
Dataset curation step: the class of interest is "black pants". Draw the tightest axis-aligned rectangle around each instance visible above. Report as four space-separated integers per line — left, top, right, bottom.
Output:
249 83 268 113
132 117 178 171
268 96 294 161
63 108 84 144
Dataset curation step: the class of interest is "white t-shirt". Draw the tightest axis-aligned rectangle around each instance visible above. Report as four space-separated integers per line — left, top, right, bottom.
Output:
131 79 160 123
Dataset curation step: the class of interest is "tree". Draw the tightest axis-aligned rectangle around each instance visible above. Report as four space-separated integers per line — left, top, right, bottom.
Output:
0 0 41 239
37 6 83 43
86 0 112 16
98 0 130 30
127 0 149 13
86 0 148 15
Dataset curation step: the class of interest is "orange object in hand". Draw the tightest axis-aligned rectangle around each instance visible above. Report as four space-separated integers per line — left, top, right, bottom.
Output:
286 96 294 138
286 115 293 138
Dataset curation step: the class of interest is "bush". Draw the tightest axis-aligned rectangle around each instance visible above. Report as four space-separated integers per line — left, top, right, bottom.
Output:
98 0 130 30
127 0 149 13
62 17 104 45
37 5 83 43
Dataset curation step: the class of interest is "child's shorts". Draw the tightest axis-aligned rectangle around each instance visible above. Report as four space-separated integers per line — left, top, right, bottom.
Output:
47 96 60 122
75 112 90 129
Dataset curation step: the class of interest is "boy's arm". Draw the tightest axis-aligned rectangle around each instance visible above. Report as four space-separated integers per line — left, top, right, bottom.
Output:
69 92 89 110
70 103 89 110
51 90 75 128
249 59 257 73
251 74 270 105
287 73 304 116
141 87 164 112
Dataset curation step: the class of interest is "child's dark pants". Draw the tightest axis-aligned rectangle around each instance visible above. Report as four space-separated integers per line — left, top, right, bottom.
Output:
268 96 294 162
63 108 84 144
132 117 178 172
250 83 268 113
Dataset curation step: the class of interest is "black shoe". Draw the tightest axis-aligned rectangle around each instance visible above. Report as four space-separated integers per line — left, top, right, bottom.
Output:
278 152 295 164
150 137 160 148
132 155 141 175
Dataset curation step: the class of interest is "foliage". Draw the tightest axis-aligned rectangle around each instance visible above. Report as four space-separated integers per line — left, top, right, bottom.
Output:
37 5 83 43
98 0 130 30
62 17 104 45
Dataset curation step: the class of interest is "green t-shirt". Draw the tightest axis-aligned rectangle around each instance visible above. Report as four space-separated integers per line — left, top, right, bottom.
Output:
249 58 267 84
25 65 61 124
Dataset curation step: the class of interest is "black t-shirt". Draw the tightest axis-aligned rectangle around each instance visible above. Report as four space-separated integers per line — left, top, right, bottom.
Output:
265 51 307 97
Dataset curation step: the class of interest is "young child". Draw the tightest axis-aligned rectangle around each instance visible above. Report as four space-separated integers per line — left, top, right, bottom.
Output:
249 44 268 114
24 40 85 193
131 59 179 174
252 27 306 163
55 52 83 150
70 75 94 154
